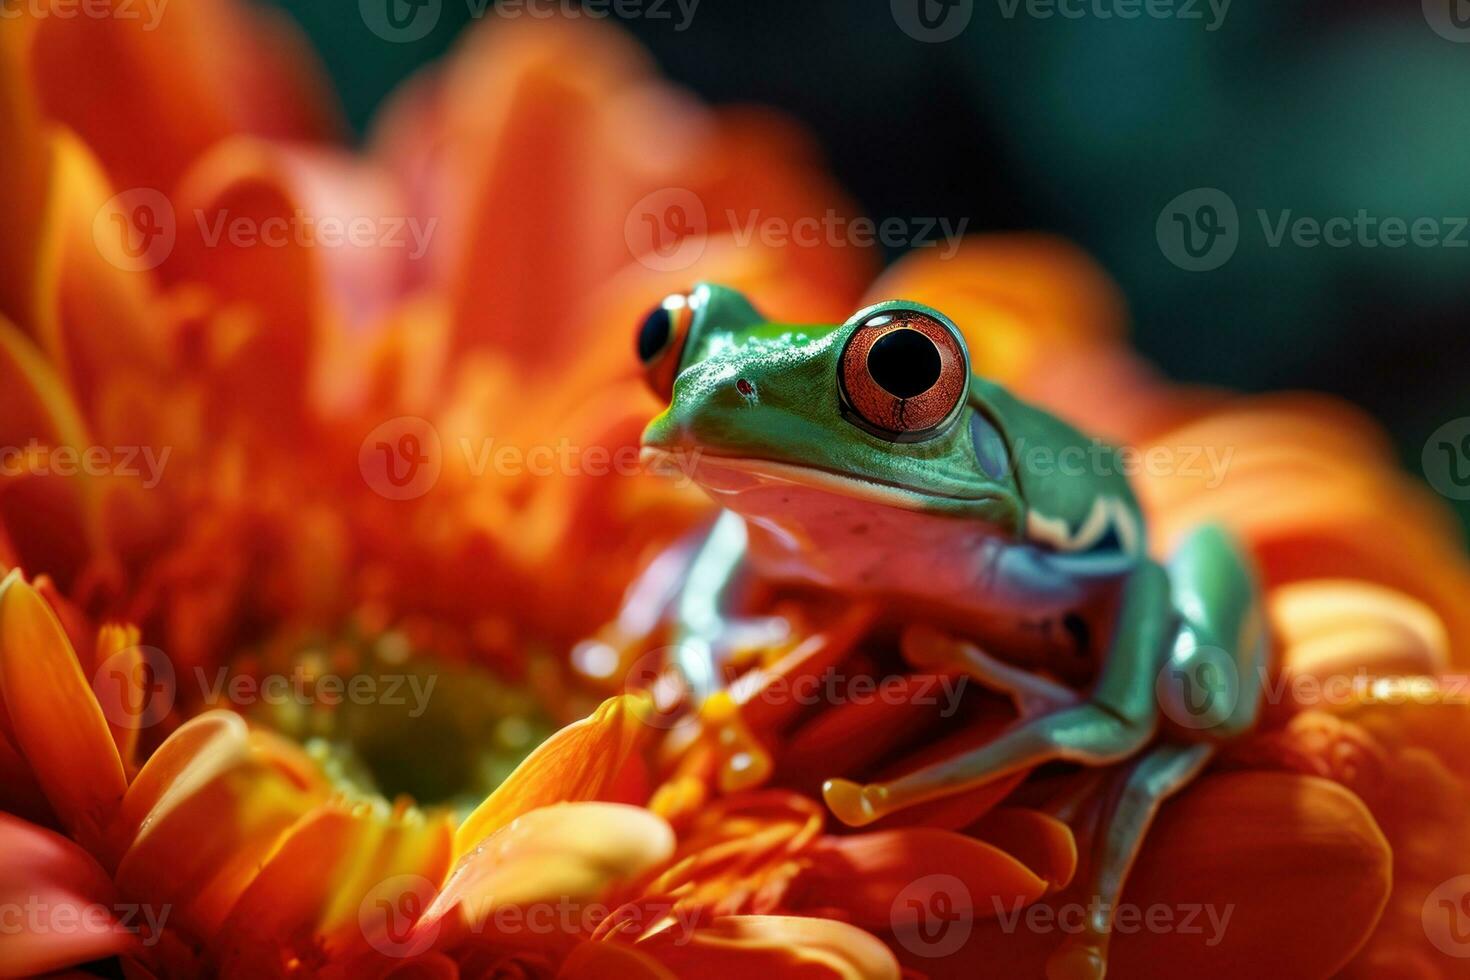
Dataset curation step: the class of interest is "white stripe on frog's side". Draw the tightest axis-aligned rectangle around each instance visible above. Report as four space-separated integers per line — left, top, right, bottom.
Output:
1025 496 1142 557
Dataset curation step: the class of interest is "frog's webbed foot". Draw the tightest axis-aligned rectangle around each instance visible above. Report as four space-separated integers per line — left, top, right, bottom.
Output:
823 699 1155 827
901 624 1080 718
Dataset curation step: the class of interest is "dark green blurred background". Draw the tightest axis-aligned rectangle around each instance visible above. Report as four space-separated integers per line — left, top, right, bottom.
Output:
266 0 1470 532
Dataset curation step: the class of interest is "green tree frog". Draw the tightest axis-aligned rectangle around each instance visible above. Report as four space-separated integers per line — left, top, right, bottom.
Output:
630 283 1267 979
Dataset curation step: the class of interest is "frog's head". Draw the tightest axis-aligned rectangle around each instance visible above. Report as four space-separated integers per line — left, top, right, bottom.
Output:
638 283 1023 534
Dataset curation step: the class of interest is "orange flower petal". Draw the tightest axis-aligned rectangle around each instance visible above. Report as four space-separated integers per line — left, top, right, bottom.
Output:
862 235 1126 386
214 802 454 978
561 939 676 979
967 807 1079 892
1108 771 1390 979
0 316 100 587
0 571 126 853
0 812 135 976
797 828 1049 928
921 771 1390 979
0 18 48 334
455 696 650 856
631 914 900 980
1272 579 1449 681
114 713 327 940
425 803 674 954
27 0 337 191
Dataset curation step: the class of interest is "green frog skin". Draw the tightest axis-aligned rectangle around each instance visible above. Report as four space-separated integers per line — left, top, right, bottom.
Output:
631 283 1267 979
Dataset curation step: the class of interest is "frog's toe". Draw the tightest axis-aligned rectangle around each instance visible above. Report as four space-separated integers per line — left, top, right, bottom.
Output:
1045 942 1107 980
822 778 888 827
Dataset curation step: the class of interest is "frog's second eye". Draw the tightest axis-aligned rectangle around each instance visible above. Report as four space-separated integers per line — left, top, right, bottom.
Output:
840 309 968 440
637 293 695 401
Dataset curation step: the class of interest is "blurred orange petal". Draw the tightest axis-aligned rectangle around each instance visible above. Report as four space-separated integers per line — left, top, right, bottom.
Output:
27 0 337 191
863 235 1126 383
1272 579 1449 682
0 572 126 853
0 812 135 977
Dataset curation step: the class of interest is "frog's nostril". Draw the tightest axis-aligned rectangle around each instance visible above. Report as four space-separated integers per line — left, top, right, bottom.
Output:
735 378 755 397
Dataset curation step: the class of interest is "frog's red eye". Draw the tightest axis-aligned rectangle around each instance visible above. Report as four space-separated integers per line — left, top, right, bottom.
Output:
637 293 695 401
839 308 968 440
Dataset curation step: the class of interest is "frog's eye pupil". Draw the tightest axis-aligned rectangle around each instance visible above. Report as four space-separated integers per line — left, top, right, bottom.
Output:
638 306 673 363
868 329 942 399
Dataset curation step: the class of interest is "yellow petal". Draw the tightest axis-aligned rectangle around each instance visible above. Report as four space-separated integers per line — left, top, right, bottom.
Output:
455 696 649 856
0 571 125 854
633 915 900 980
428 803 673 949
114 713 326 940
214 802 454 977
1272 579 1448 679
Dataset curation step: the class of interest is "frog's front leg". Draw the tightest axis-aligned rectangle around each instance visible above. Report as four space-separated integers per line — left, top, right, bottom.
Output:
670 509 753 702
824 561 1174 826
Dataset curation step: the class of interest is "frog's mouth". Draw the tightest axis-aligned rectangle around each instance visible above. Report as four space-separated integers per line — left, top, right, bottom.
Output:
640 447 1002 513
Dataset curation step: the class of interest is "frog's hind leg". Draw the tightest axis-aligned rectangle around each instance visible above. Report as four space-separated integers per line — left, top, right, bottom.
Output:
1157 524 1268 738
1045 741 1216 980
825 562 1174 827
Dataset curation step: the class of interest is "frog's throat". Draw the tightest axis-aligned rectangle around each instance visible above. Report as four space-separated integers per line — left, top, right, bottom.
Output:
641 447 1012 516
